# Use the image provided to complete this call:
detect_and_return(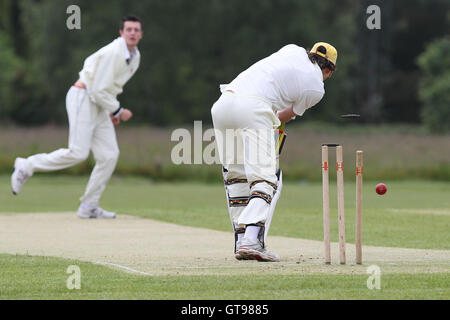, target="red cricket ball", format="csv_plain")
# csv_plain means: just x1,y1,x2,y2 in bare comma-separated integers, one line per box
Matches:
376,183,387,195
